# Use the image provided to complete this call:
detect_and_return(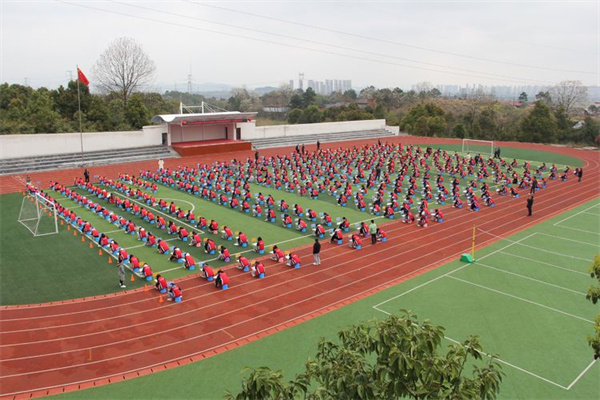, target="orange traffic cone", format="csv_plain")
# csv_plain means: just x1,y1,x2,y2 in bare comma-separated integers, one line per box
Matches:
60,220,64,226
89,242,94,249
144,284,149,292
98,249,103,256
108,257,113,264
130,274,135,282
67,225,71,231
73,230,77,236
158,295,164,304
81,236,85,242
